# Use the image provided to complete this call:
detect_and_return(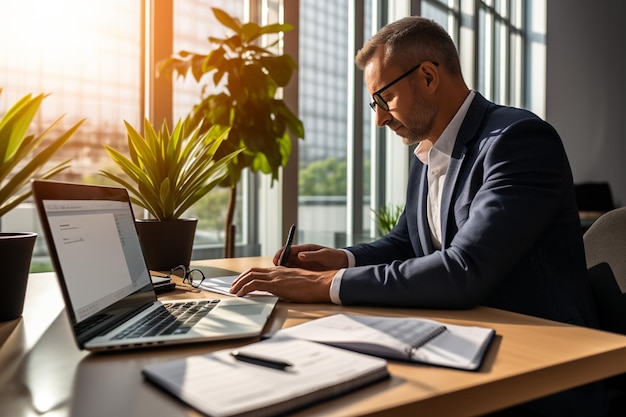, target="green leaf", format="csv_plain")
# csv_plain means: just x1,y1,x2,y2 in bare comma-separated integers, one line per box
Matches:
154,6,306,218
240,22,260,43
212,7,241,33
372,204,405,235
242,64,272,97
0,90,84,218
260,55,295,86
101,118,239,220
203,47,225,73
223,34,243,52
258,23,293,36
275,102,305,138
